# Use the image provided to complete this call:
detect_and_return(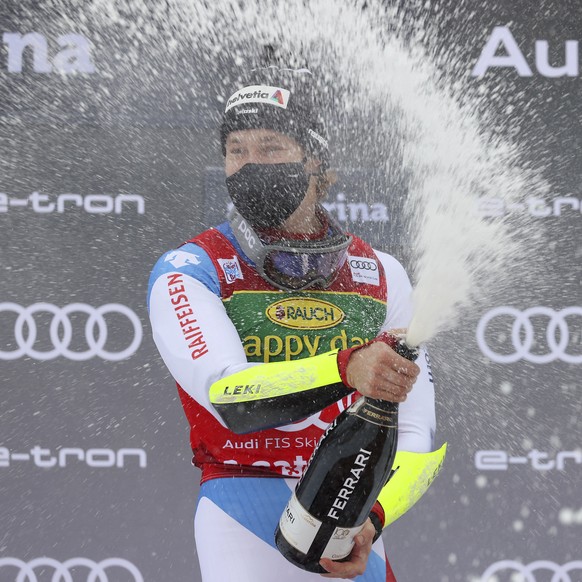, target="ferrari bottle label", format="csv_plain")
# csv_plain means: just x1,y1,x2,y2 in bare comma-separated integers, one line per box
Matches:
321,522,365,560
278,492,322,554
